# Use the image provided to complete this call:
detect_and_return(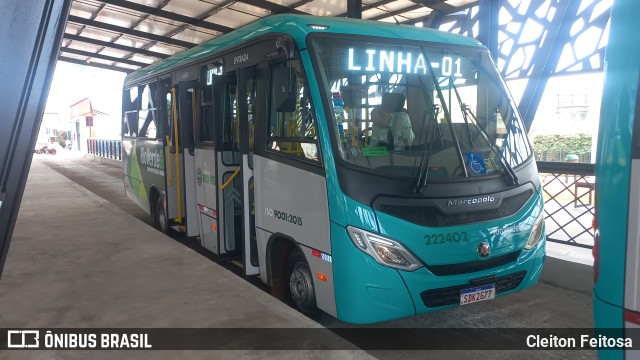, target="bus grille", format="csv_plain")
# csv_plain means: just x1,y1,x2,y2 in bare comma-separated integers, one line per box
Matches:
426,251,521,276
420,270,527,308
378,190,533,227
